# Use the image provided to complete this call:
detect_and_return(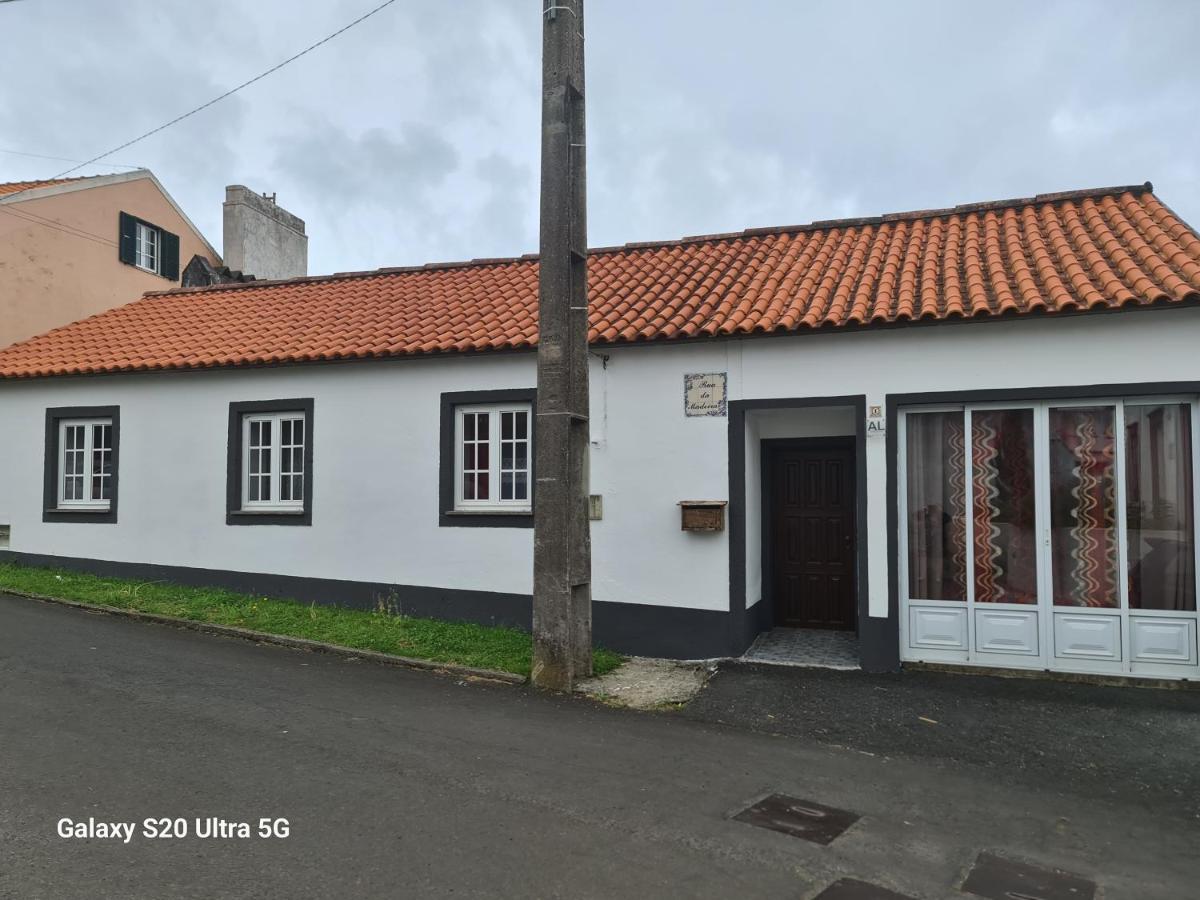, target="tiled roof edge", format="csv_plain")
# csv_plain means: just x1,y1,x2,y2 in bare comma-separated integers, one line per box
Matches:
144,181,1154,299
